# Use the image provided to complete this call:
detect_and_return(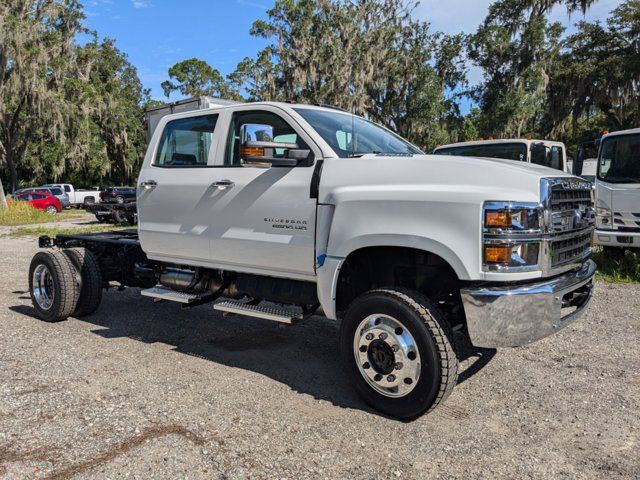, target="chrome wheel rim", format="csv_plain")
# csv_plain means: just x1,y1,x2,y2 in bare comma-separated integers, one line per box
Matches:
353,314,421,398
45,206,56,214
33,264,55,310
